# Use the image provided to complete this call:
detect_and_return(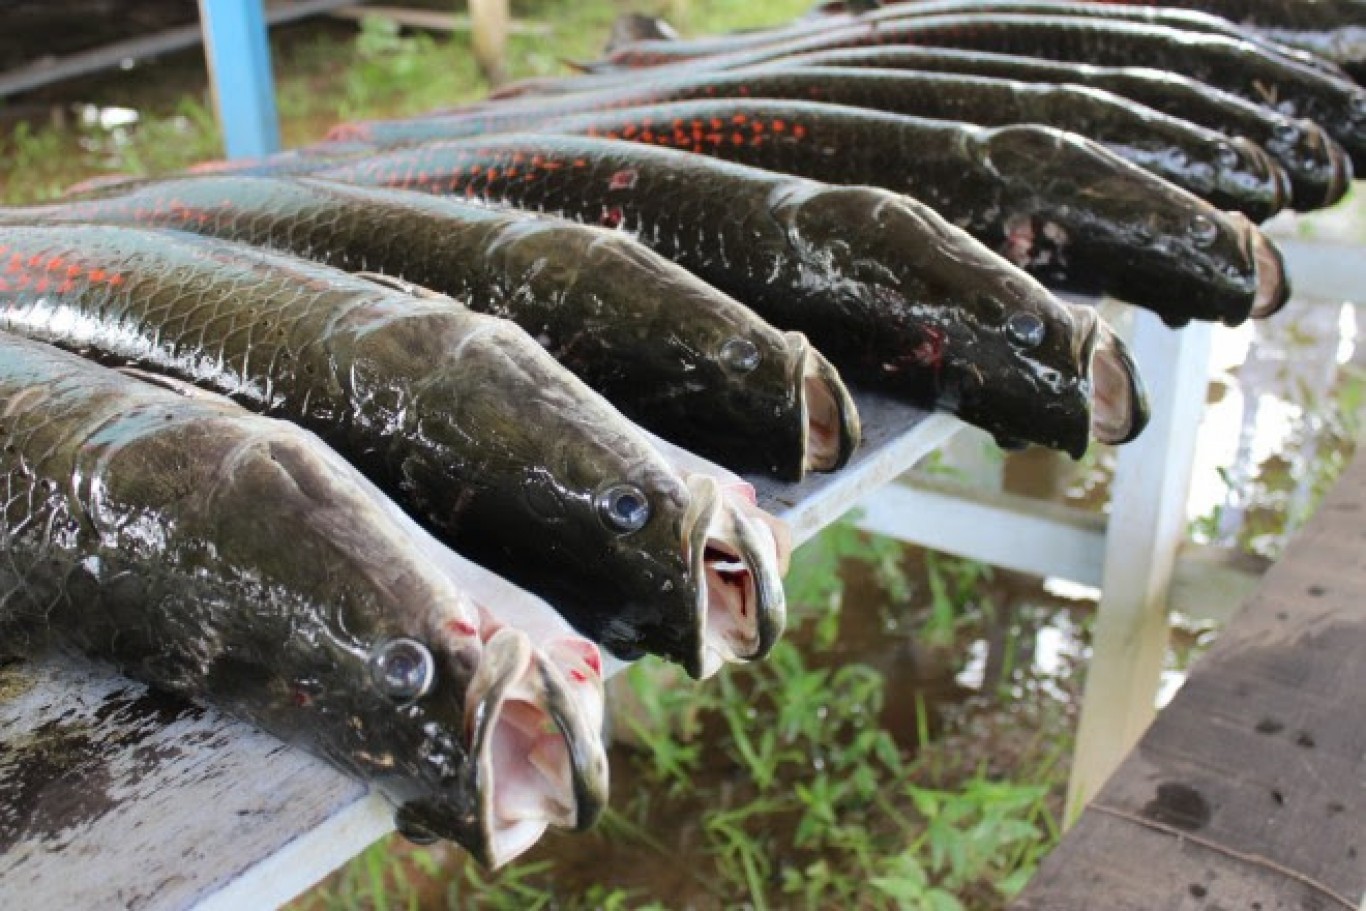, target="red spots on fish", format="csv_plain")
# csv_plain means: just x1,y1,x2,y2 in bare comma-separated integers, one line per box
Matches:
569,669,589,683
772,119,787,133
608,169,638,190
621,123,639,138
913,326,947,370
445,618,477,638
600,205,625,229
792,124,808,140
573,158,588,169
